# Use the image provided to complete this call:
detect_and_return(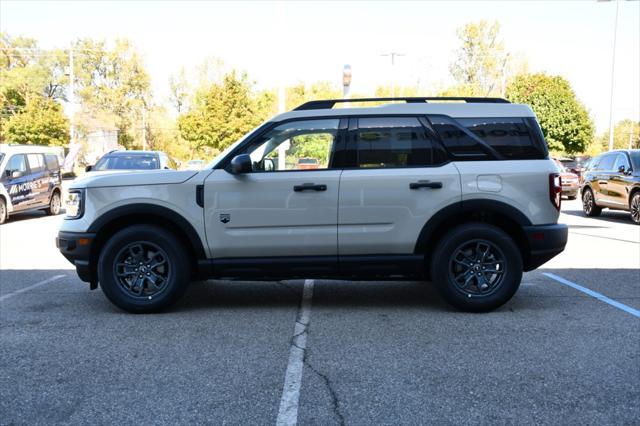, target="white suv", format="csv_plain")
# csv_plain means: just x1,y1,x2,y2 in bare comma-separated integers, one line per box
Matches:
57,97,568,313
